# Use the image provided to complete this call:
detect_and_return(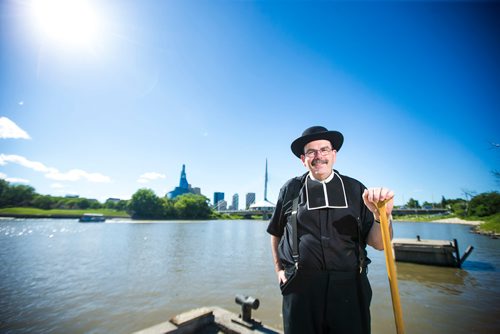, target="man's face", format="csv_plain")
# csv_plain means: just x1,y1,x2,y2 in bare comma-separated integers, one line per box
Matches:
300,139,336,181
